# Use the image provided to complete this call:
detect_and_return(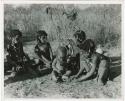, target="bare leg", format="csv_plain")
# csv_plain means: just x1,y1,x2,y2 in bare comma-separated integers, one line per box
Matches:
83,61,91,72
75,60,91,78
62,70,72,81
34,59,45,71
51,71,59,82
97,60,109,86
34,59,40,64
